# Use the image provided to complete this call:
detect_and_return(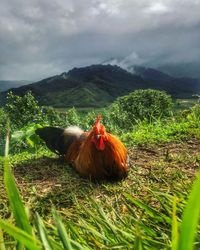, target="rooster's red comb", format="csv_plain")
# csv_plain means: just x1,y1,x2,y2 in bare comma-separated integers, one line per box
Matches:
95,115,102,127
